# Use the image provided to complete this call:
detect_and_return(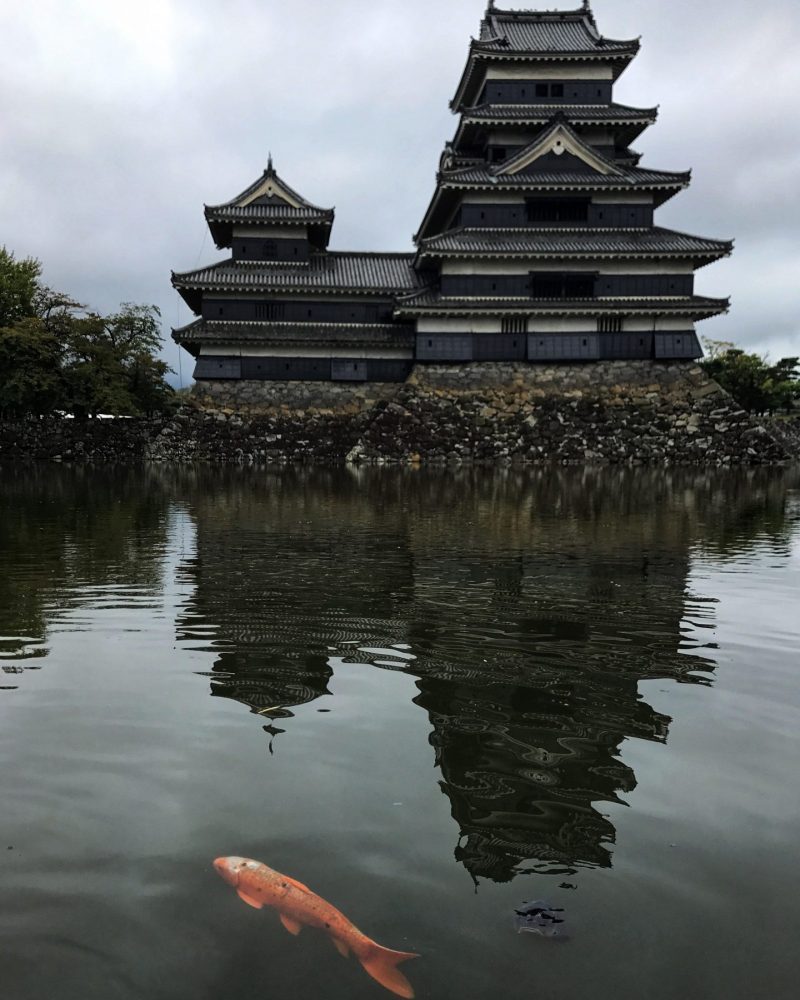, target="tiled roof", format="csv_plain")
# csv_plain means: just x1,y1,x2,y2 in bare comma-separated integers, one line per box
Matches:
477,8,639,55
205,204,333,224
462,102,657,124
441,164,690,189
207,160,332,214
172,253,422,294
395,290,729,318
418,227,733,260
172,319,414,347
